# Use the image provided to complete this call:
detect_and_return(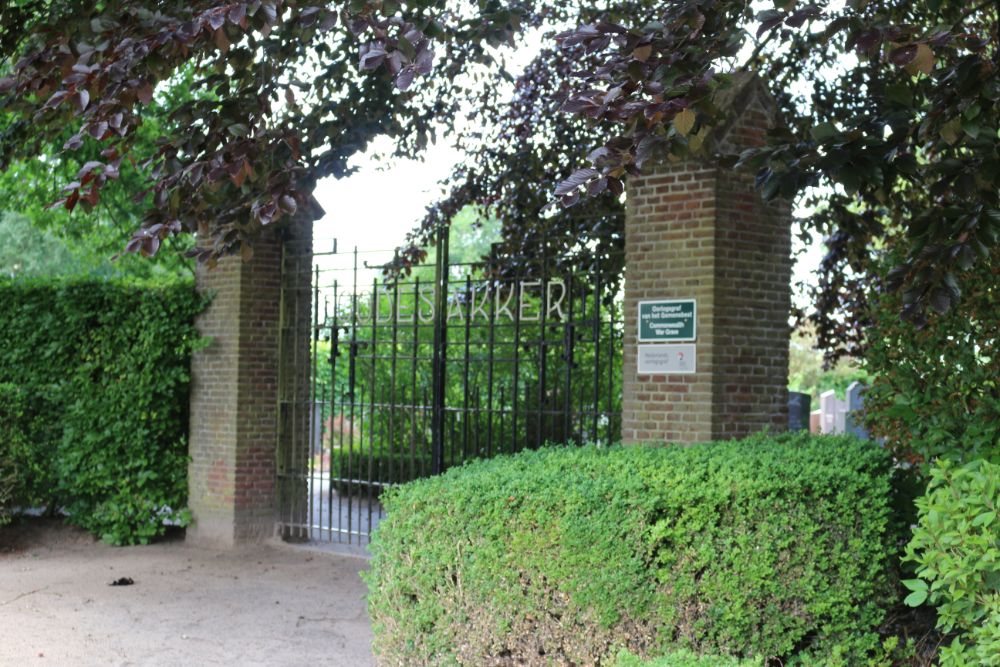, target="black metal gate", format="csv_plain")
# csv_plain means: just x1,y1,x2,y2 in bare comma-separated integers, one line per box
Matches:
277,227,623,544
